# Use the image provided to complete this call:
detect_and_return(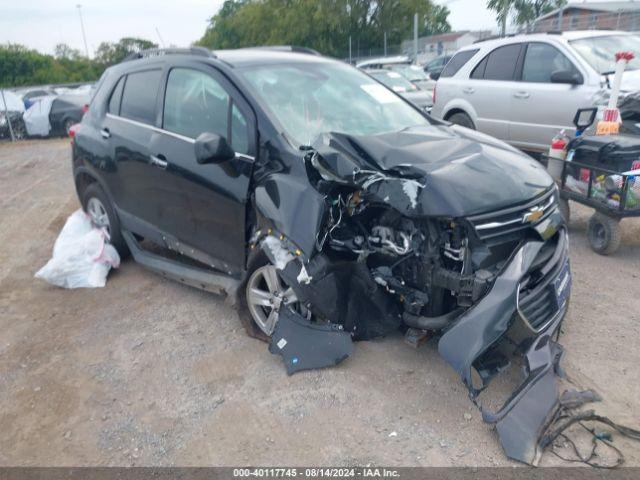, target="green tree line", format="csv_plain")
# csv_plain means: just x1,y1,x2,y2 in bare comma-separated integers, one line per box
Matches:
197,0,452,58
0,37,157,88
